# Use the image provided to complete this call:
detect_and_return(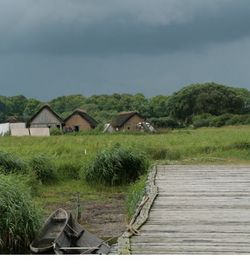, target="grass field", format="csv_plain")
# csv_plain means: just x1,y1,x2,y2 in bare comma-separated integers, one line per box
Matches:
1,125,250,239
